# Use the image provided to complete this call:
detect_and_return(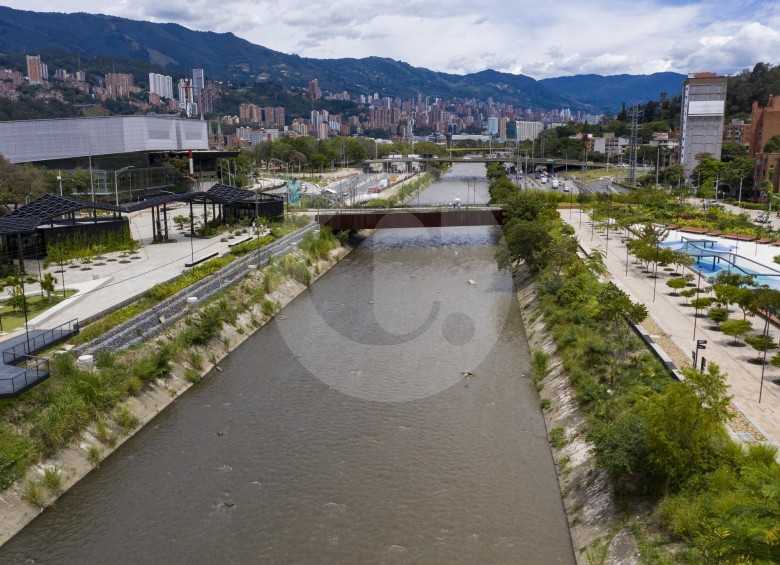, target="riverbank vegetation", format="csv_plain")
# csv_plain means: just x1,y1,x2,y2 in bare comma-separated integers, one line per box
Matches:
489,165,780,563
0,225,345,499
